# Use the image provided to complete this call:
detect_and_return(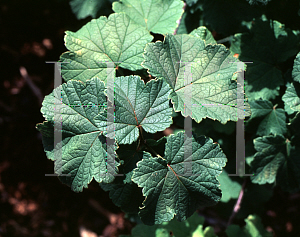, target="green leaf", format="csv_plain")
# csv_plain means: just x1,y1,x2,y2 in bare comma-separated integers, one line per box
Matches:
248,99,274,119
112,0,184,34
218,170,241,203
145,137,168,157
250,133,300,192
38,78,119,192
231,17,300,100
100,148,151,214
69,0,114,20
132,131,227,225
292,52,300,83
190,26,217,45
100,172,144,214
61,13,153,83
251,102,287,136
201,0,260,35
95,76,173,144
226,214,272,237
143,34,250,124
282,82,300,115
277,146,300,193
250,135,286,184
125,212,217,237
